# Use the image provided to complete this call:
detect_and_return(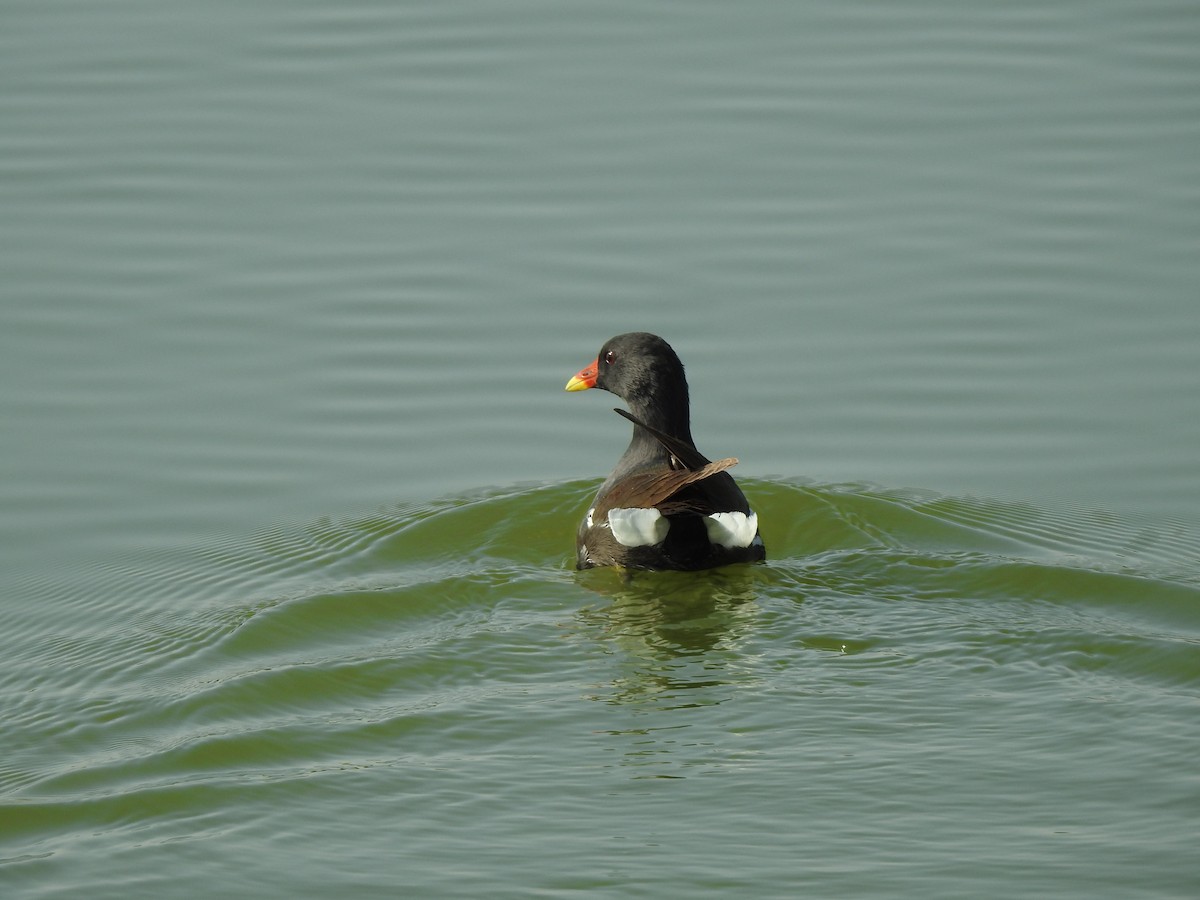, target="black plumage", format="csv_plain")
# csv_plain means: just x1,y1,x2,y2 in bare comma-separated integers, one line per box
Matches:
566,332,765,571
